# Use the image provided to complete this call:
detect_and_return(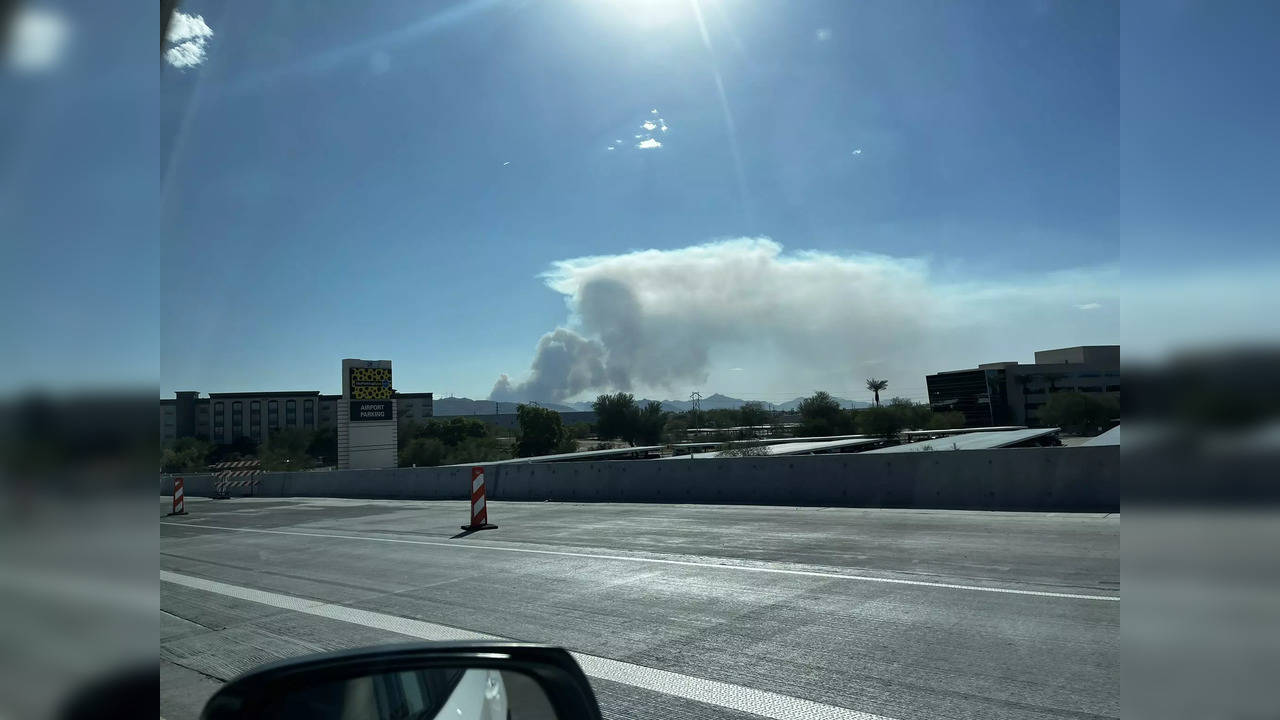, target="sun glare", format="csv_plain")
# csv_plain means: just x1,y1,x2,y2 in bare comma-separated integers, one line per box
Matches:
593,0,695,29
